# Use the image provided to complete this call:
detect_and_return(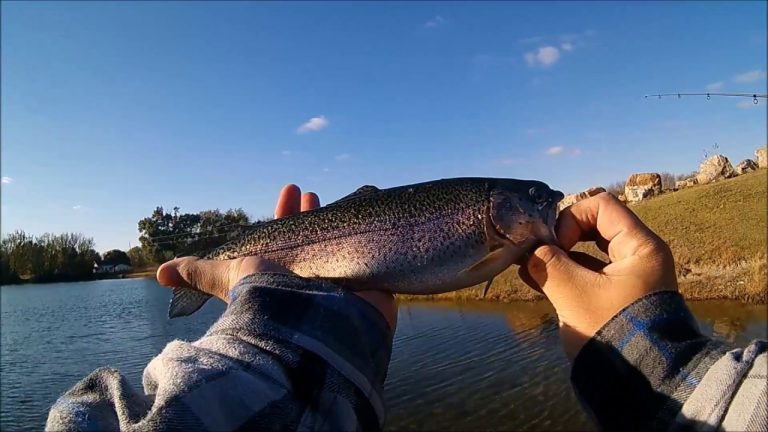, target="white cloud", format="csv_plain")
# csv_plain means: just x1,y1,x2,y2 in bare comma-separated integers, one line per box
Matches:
1,177,13,184
560,42,574,52
736,100,760,109
524,46,560,68
424,15,446,28
334,153,351,161
526,128,544,136
732,69,767,83
518,35,543,44
706,81,724,91
281,150,292,157
72,205,83,211
545,146,581,156
322,167,330,172
296,116,329,134
560,29,596,42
